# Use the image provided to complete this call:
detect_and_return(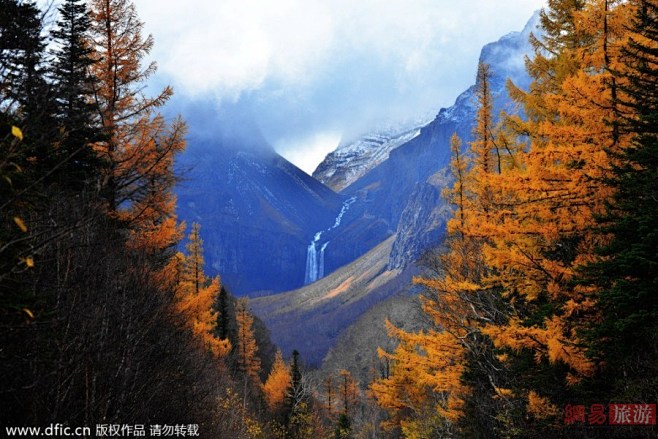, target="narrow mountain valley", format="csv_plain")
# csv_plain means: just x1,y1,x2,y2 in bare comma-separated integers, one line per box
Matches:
4,2,657,437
